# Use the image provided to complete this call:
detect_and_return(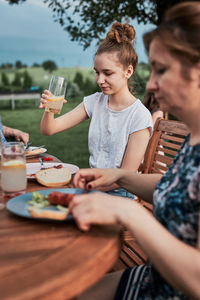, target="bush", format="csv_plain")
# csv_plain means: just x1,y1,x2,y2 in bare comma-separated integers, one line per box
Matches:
83,77,99,95
72,72,99,97
66,81,81,98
